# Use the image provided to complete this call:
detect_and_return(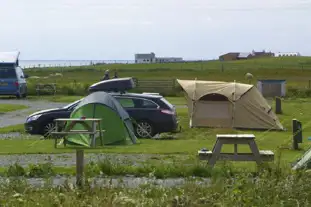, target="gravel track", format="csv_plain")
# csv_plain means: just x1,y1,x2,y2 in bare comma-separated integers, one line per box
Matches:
0,153,189,167
1,176,210,188
0,99,68,128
